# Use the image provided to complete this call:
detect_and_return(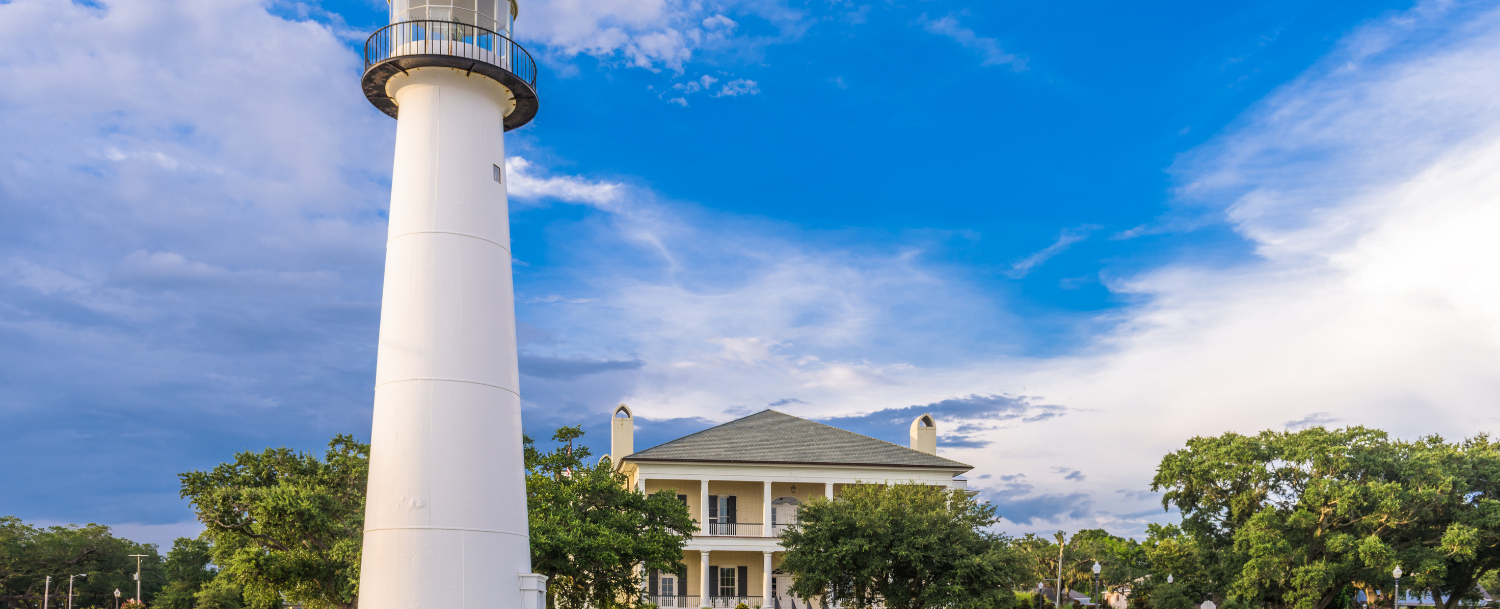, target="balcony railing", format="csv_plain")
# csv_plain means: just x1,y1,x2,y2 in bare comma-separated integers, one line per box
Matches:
648,596,700,608
646,596,767,608
704,522,763,536
705,596,764,608
769,523,794,536
363,19,536,89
